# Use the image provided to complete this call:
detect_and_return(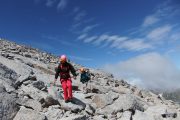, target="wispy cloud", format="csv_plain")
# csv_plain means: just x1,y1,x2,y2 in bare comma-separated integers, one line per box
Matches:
146,25,172,41
74,11,87,21
82,24,99,33
142,0,178,27
84,36,97,43
78,34,152,51
103,52,180,90
170,32,180,41
57,0,68,11
118,39,153,51
72,0,179,53
68,55,93,61
77,34,88,40
142,15,159,27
